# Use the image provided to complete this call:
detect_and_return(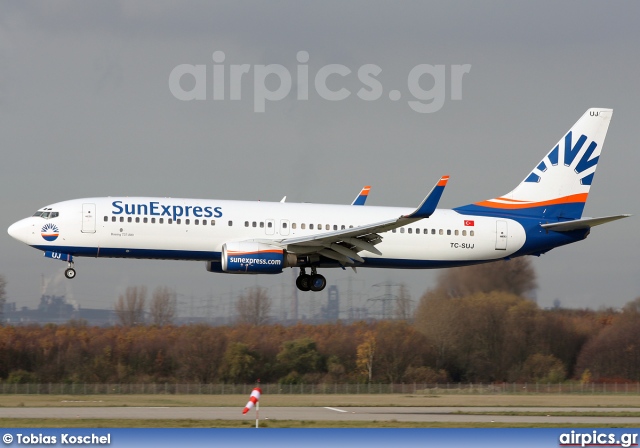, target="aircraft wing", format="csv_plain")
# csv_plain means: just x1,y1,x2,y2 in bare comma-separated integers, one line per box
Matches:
540,214,631,232
252,175,449,265
281,186,371,205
